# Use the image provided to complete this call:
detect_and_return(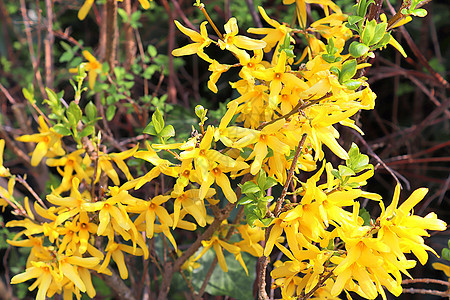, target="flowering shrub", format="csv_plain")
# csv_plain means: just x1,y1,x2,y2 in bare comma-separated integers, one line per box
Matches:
1,0,448,299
